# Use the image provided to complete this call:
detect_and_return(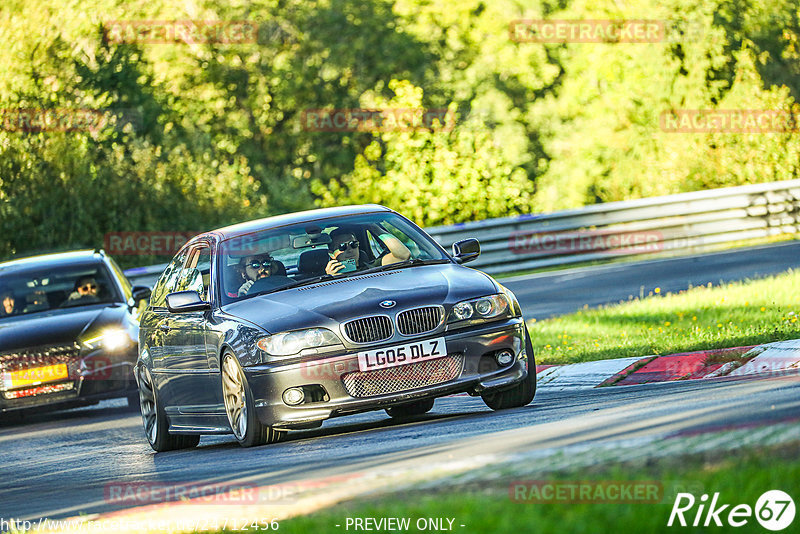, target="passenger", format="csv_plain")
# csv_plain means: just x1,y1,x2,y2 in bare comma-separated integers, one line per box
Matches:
237,253,279,296
0,289,16,316
325,226,411,276
67,276,101,302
